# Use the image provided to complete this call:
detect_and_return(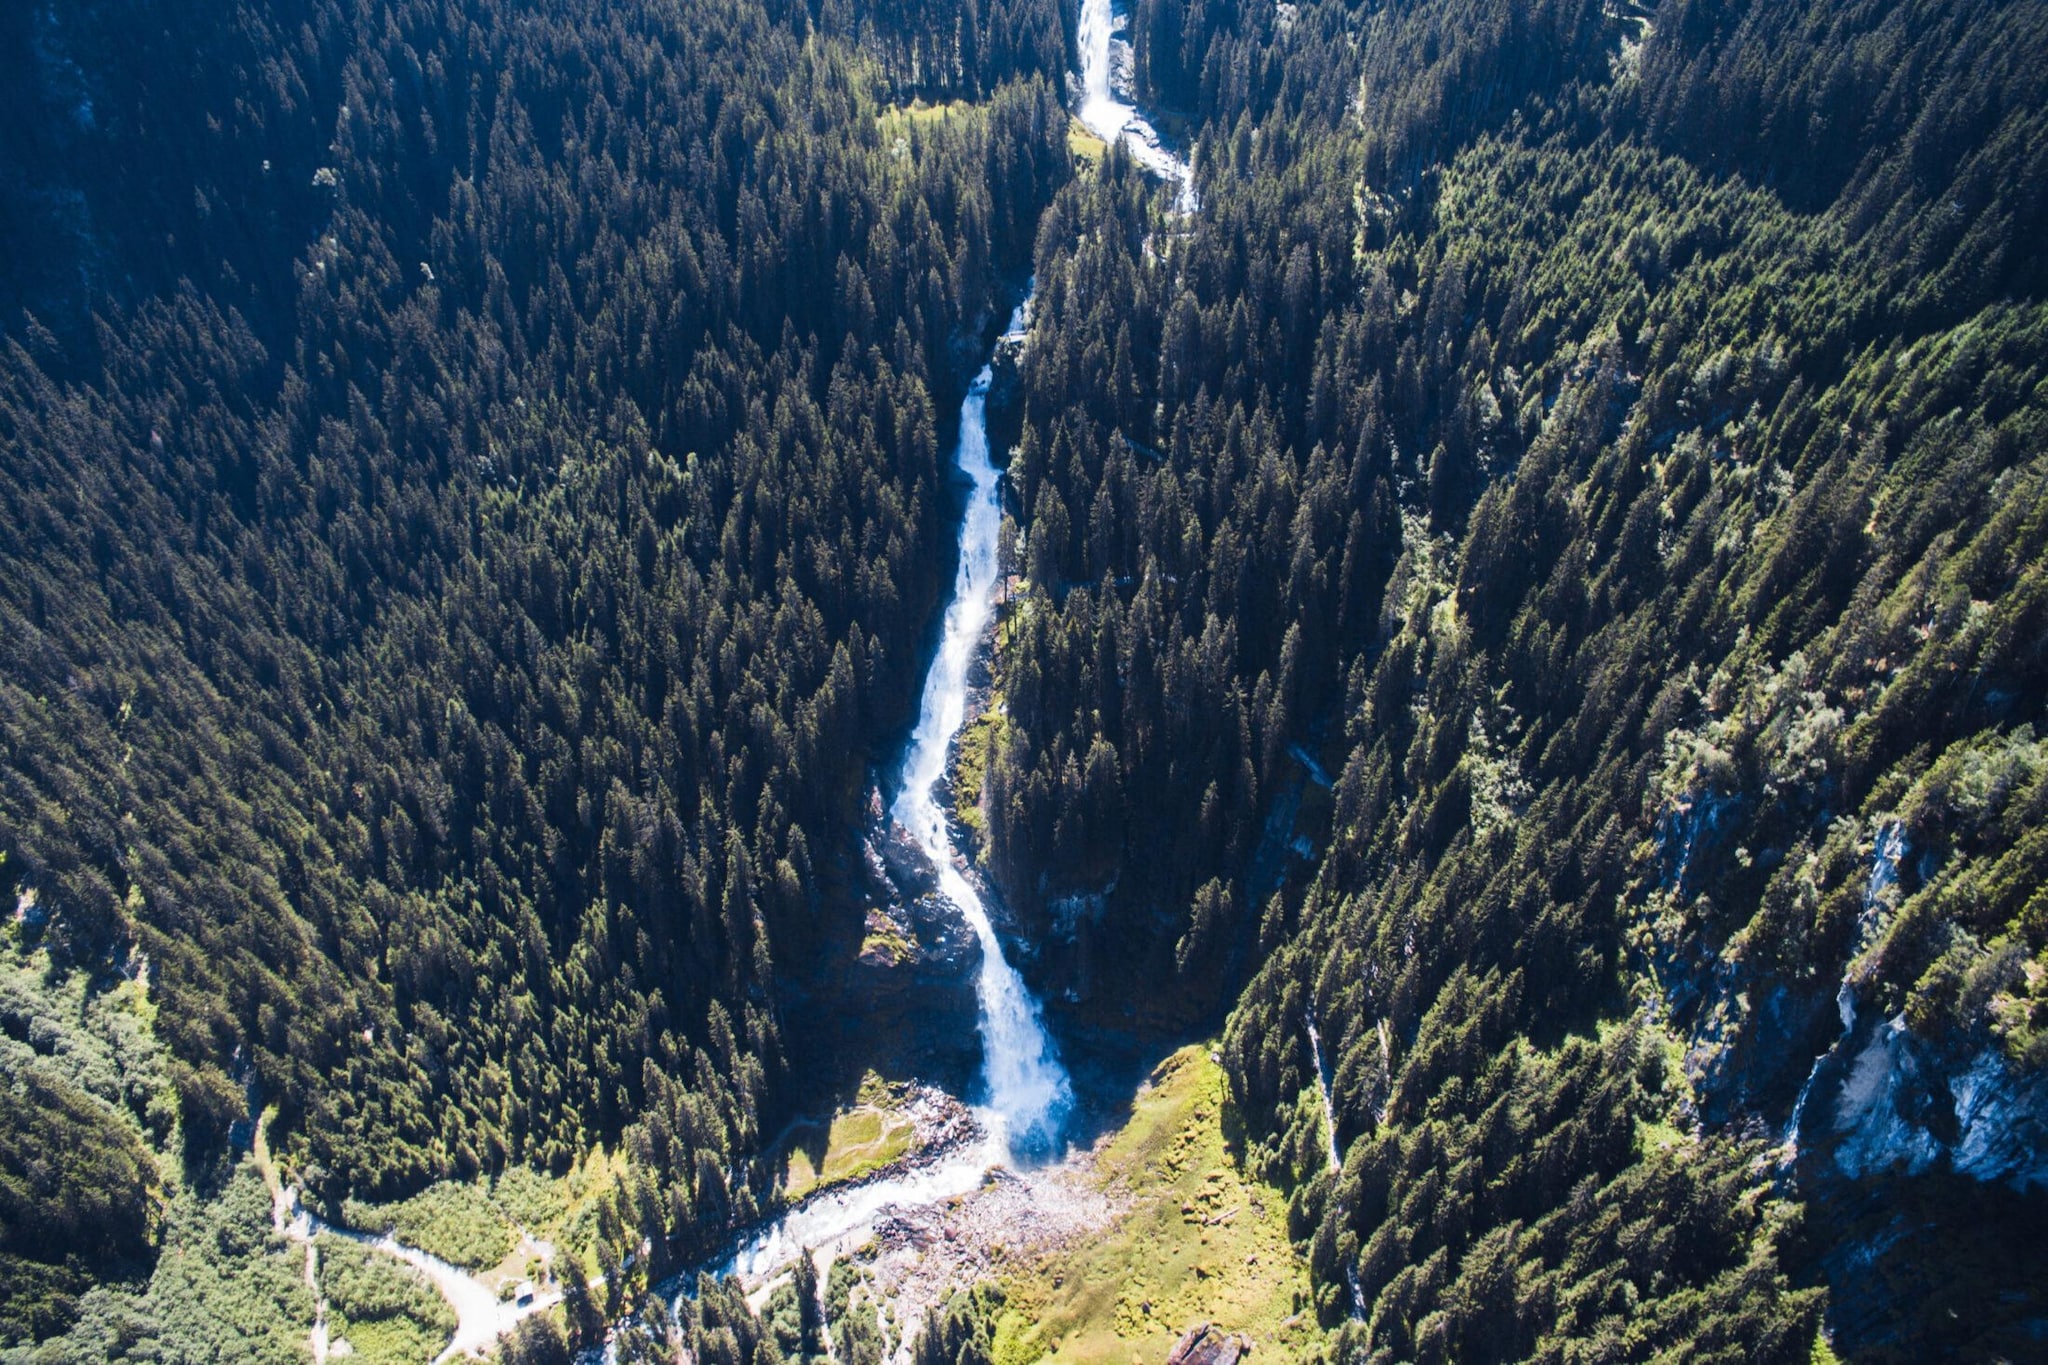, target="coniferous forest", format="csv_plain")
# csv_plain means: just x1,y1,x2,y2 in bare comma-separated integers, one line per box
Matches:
2,0,2045,1361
